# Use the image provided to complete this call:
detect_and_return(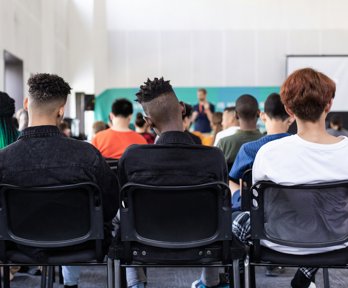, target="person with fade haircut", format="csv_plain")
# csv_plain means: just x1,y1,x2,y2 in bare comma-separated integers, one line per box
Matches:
0,73,119,288
92,98,147,159
213,106,239,146
217,95,262,171
117,78,228,288
232,68,348,288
